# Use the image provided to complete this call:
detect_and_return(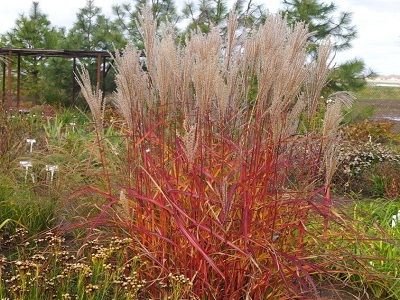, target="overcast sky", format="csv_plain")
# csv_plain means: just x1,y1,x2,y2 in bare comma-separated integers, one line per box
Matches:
0,0,398,75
